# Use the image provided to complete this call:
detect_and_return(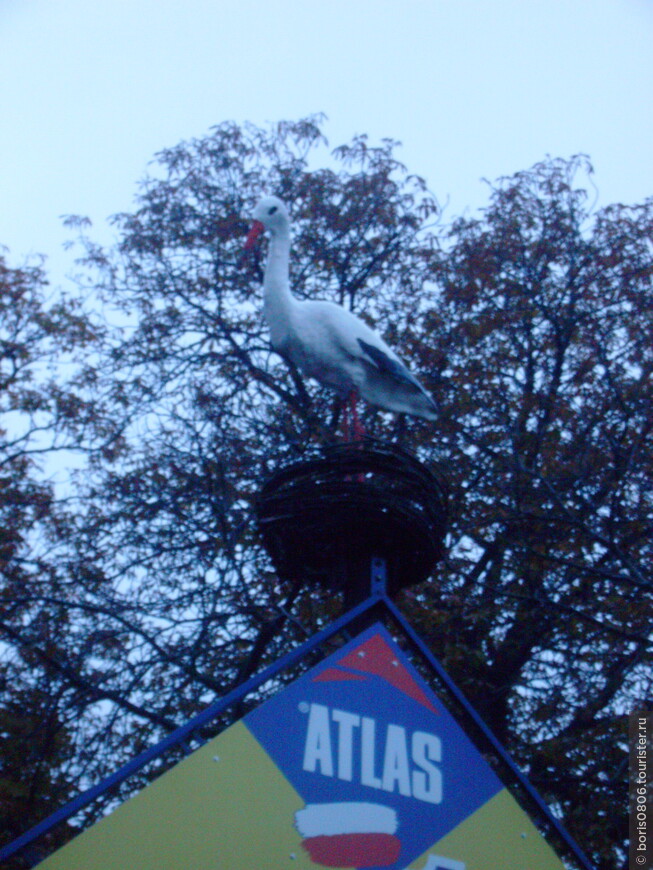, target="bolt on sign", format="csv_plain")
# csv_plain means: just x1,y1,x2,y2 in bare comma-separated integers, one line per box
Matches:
38,625,565,869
